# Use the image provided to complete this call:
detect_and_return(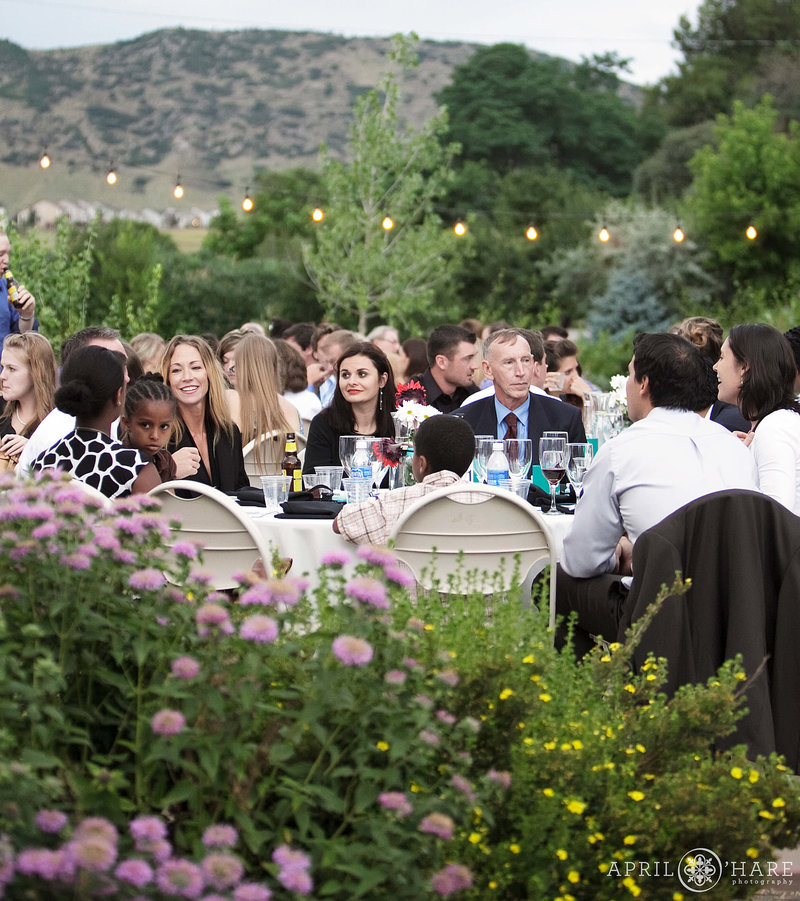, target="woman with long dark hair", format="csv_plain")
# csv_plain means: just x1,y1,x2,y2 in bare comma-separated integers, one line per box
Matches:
714,323,800,514
303,342,396,474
